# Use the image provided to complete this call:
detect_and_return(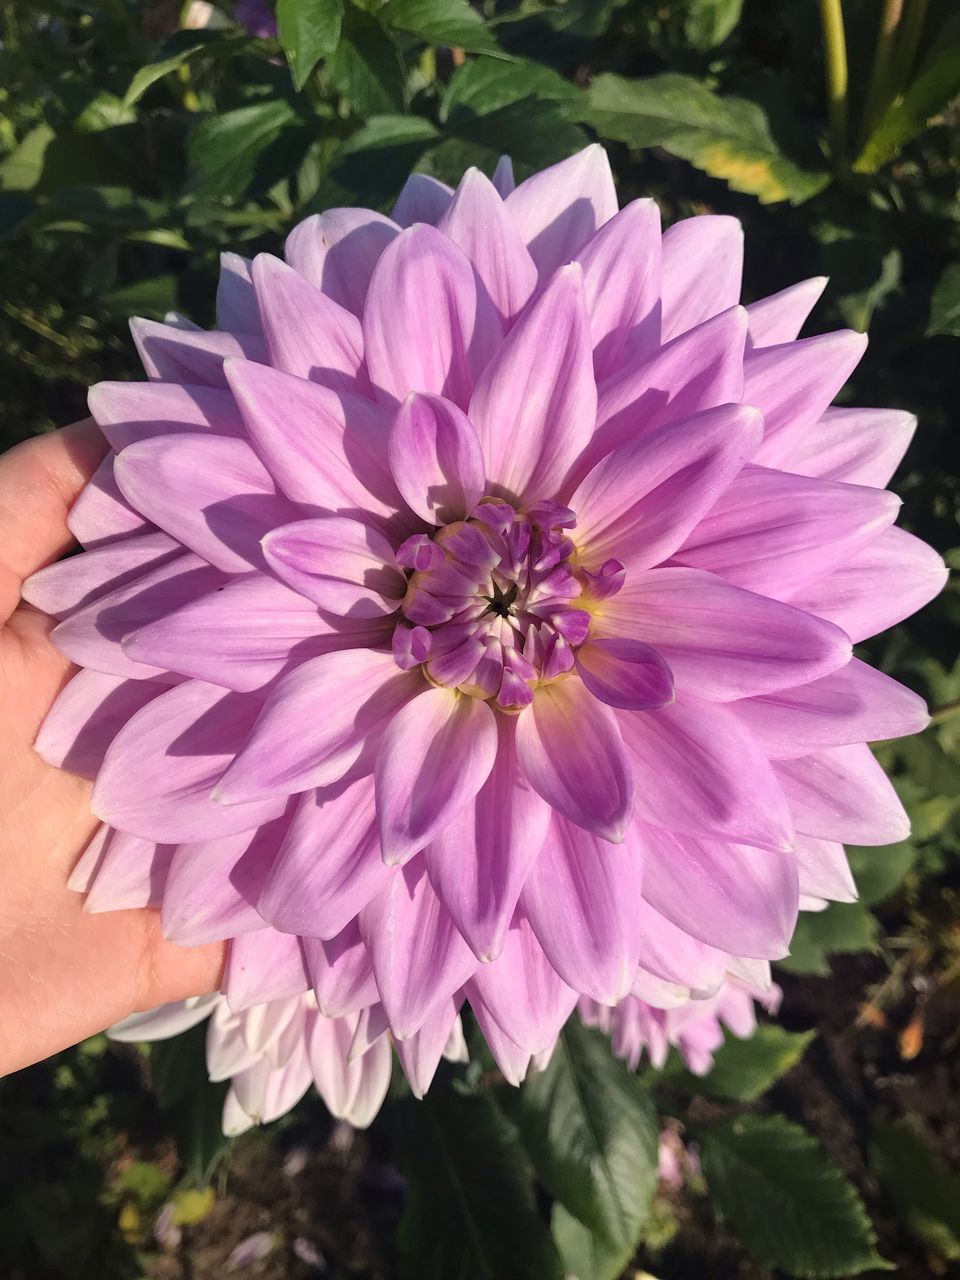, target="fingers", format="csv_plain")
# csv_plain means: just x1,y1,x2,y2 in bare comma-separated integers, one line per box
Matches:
0,420,107,623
